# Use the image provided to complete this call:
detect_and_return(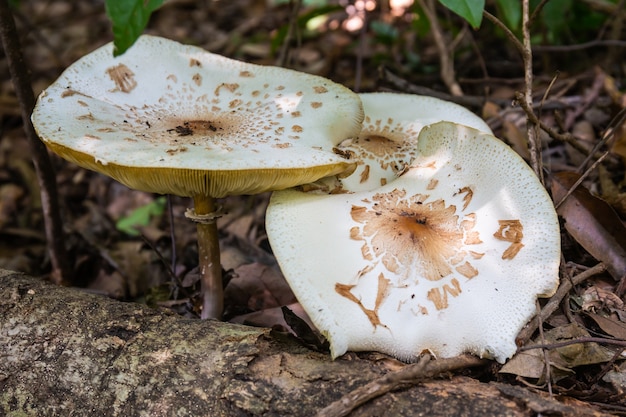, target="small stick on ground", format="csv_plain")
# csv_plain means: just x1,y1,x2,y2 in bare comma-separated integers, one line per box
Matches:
517,263,607,344
315,354,487,417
